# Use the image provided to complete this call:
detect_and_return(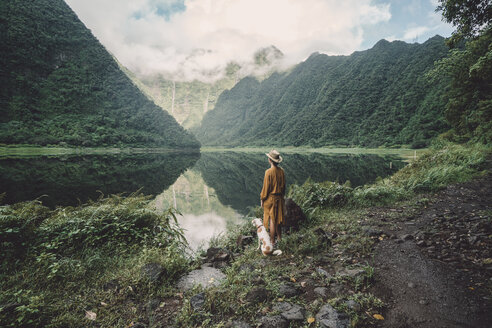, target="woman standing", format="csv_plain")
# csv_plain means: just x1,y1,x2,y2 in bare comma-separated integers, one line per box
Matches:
260,150,285,246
